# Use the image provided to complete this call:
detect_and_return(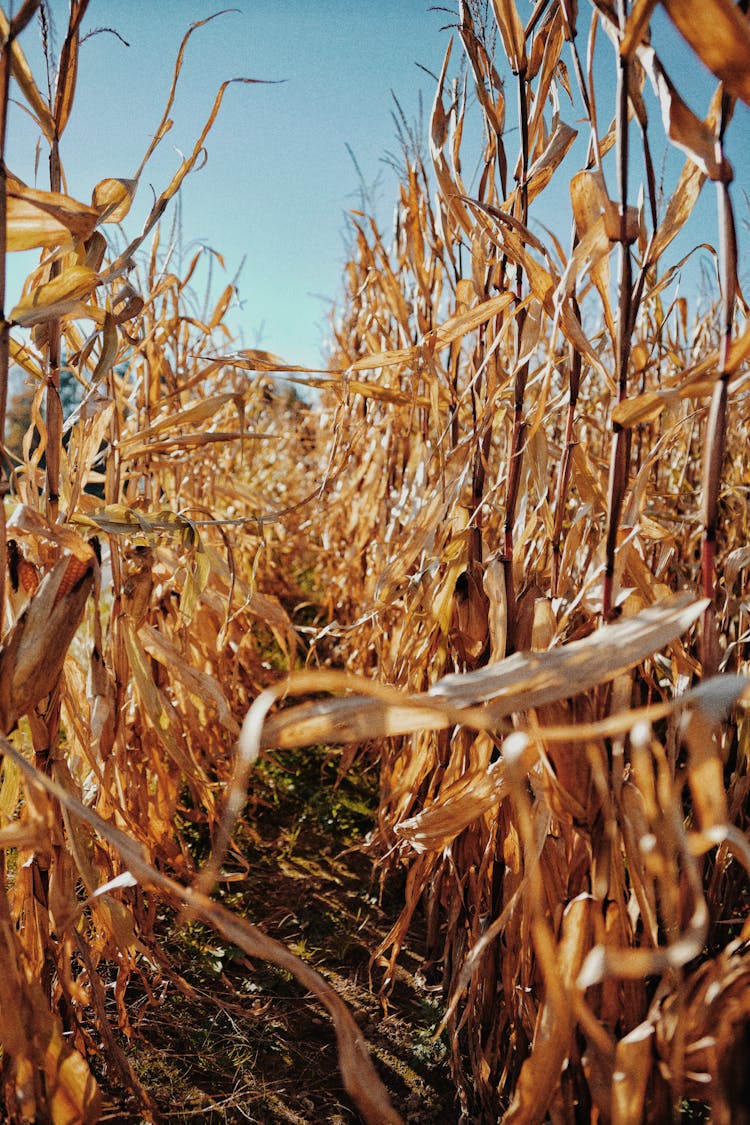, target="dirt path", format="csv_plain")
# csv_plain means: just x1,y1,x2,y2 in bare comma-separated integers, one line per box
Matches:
99,747,456,1123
